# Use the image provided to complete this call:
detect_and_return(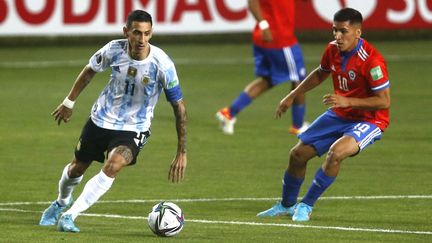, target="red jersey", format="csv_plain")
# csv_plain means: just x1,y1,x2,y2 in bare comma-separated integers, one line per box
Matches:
252,0,298,48
320,38,390,131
